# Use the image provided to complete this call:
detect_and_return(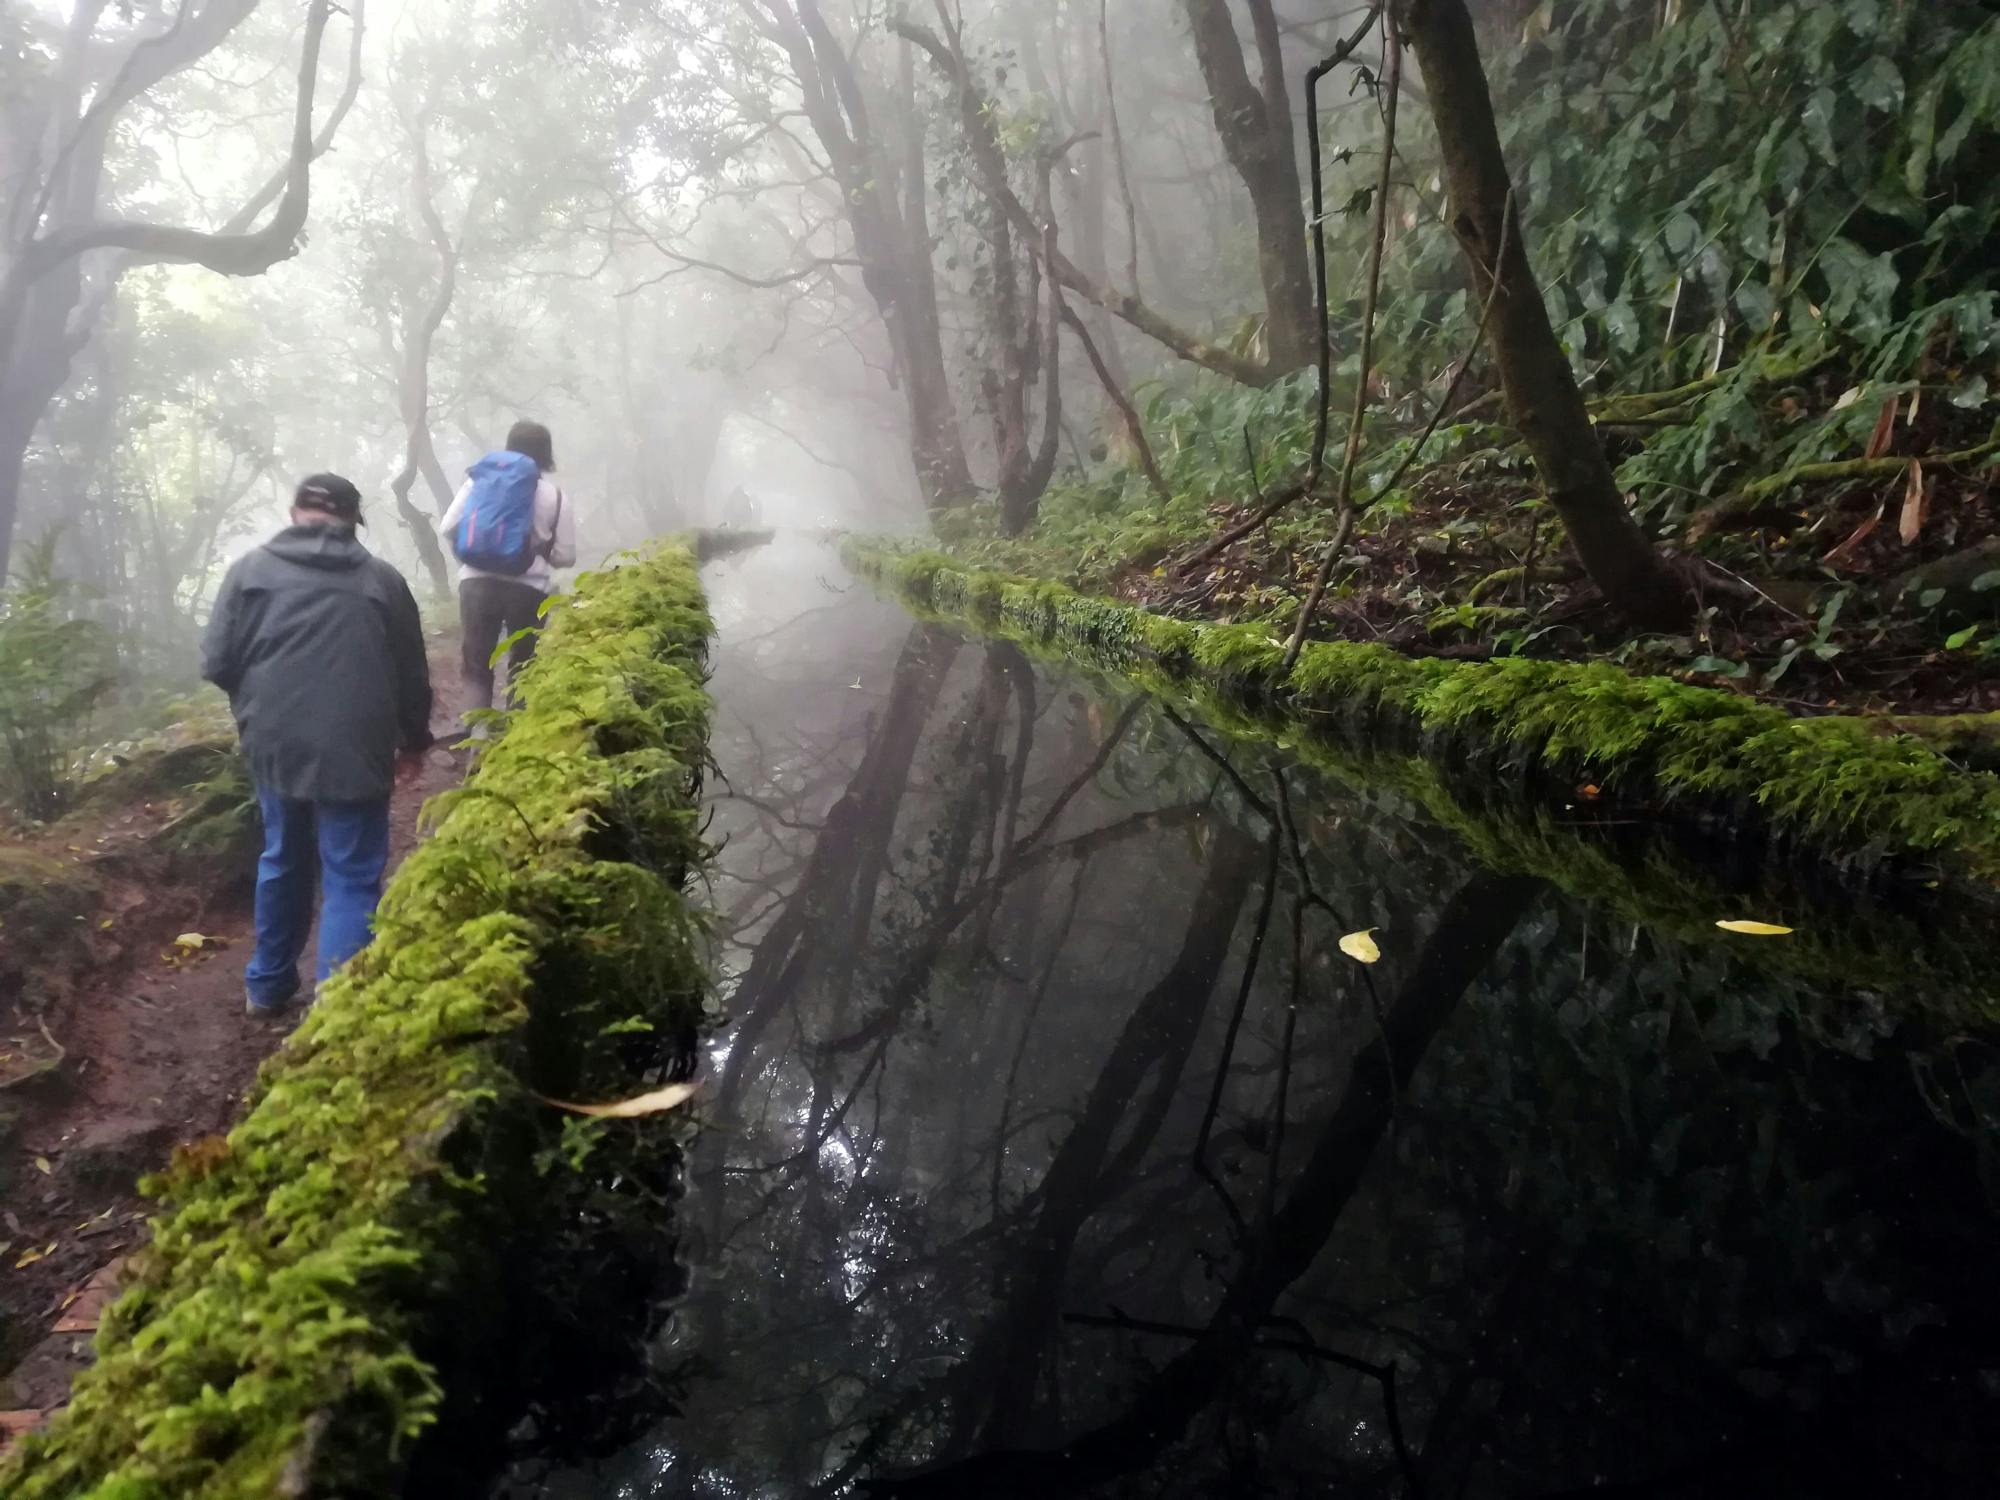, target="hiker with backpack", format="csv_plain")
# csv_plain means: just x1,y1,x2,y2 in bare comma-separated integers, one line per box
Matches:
440,420,577,729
